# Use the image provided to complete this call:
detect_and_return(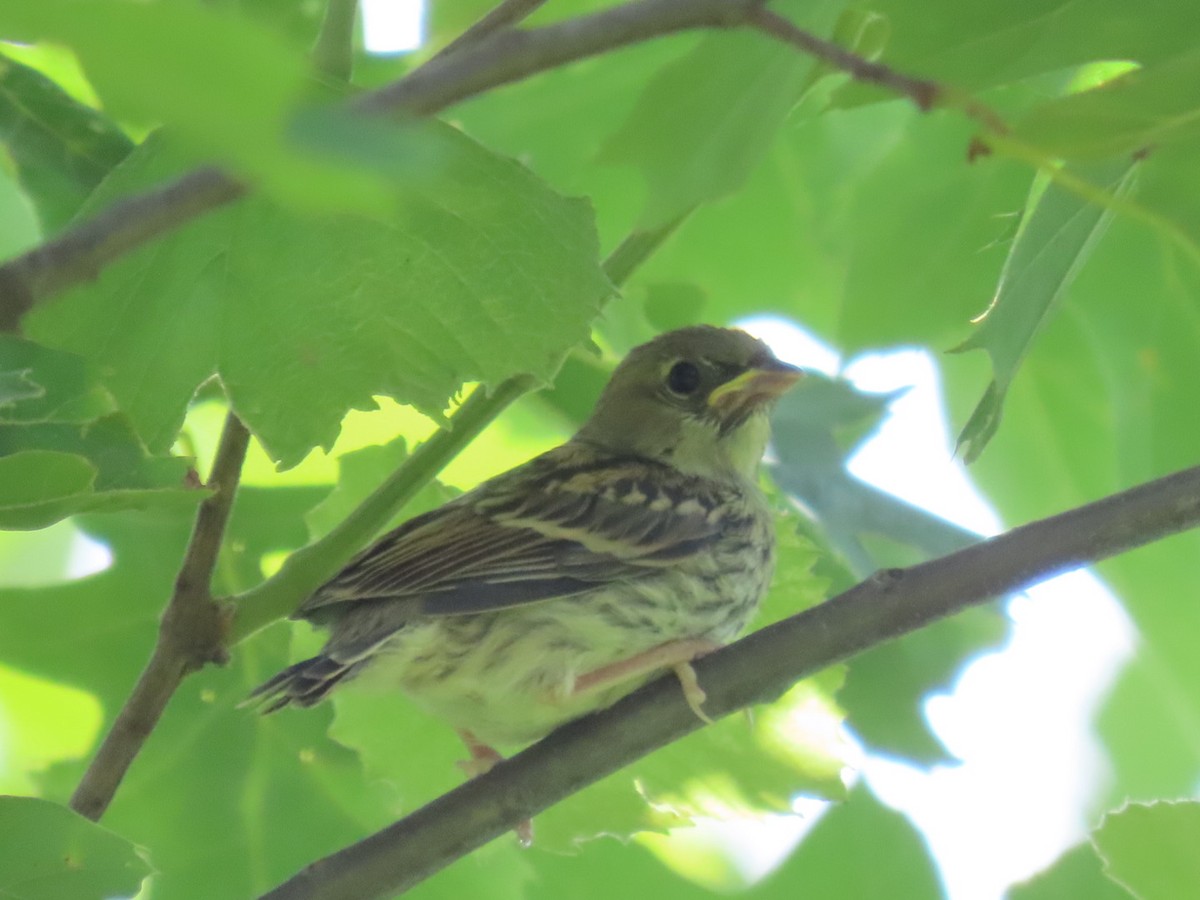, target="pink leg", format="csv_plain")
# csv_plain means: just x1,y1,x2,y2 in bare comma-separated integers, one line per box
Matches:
571,638,722,724
455,730,534,846
456,730,504,778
